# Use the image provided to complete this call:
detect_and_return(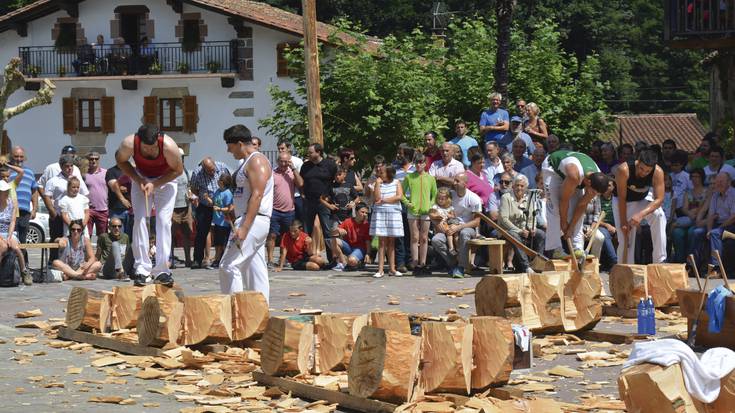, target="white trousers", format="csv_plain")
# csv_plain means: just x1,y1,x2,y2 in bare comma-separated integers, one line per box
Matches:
131,180,177,276
219,215,270,303
612,196,667,264
588,229,605,259
543,169,584,251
